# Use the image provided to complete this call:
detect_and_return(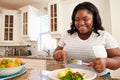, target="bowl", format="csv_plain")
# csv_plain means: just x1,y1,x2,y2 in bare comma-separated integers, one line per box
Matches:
0,63,25,76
